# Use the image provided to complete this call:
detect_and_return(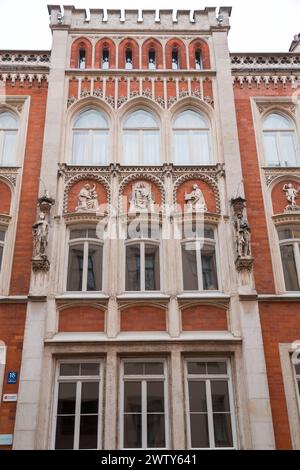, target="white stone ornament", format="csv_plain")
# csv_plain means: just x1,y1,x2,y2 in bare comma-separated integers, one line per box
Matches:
184,184,207,212
76,184,99,212
129,181,155,213
283,183,300,211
